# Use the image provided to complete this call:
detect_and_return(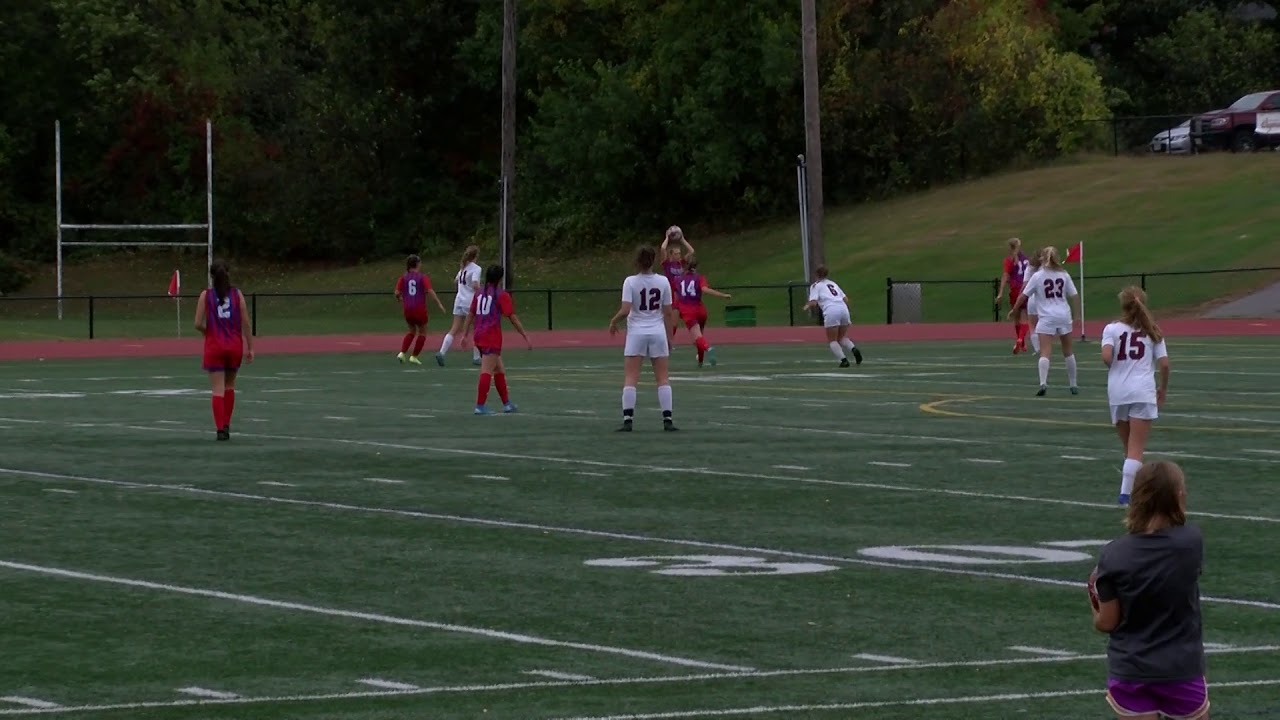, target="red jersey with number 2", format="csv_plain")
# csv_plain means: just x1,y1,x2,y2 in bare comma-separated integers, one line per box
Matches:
203,289,244,372
470,286,515,351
